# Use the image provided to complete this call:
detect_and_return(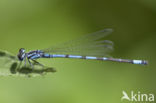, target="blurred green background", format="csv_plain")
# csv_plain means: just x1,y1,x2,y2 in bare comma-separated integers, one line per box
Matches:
0,0,156,103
